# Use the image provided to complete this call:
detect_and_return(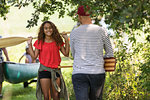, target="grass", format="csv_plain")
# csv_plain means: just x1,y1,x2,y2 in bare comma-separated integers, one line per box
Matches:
1,82,36,100
1,62,75,100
